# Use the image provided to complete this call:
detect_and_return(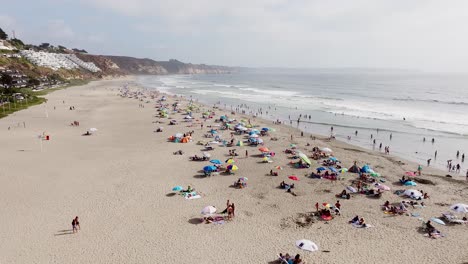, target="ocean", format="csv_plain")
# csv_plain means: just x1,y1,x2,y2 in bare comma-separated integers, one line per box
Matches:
136,68,468,175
